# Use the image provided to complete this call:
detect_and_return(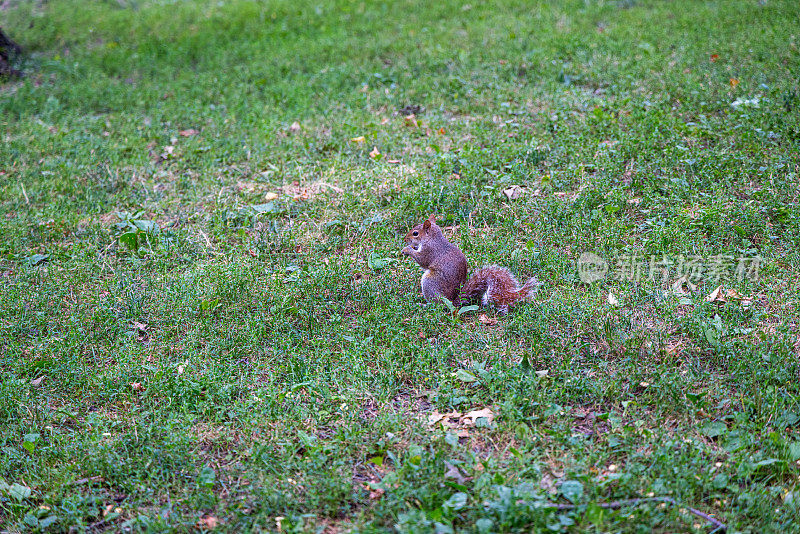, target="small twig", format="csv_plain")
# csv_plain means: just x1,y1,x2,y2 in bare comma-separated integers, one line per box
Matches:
20,182,29,205
546,497,725,531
